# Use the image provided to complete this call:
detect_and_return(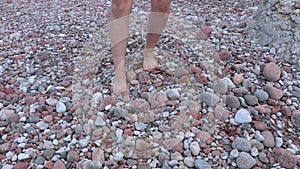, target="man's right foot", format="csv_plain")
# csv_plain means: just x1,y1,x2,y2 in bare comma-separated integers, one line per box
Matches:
113,67,127,96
